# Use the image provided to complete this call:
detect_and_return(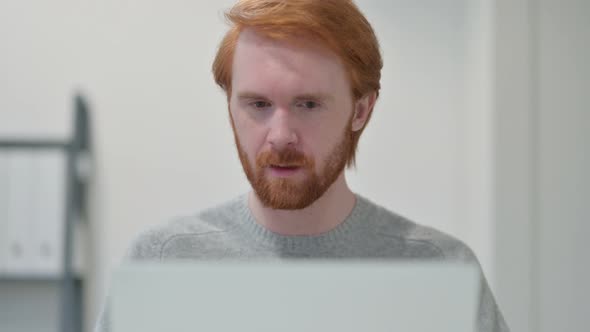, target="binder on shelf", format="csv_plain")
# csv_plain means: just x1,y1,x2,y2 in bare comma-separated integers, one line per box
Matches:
32,150,66,276
4,150,37,275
